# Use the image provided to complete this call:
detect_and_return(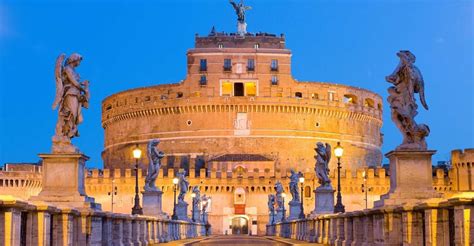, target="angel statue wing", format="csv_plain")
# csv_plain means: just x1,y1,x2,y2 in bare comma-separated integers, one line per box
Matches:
325,143,332,164
413,66,429,110
52,54,66,110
